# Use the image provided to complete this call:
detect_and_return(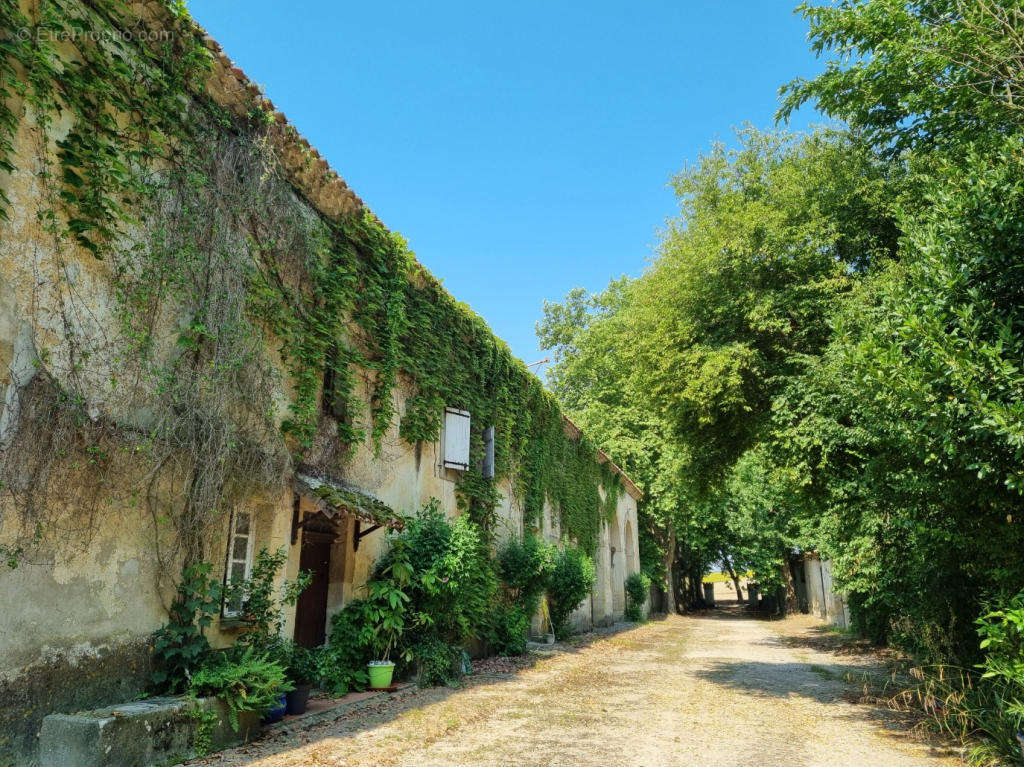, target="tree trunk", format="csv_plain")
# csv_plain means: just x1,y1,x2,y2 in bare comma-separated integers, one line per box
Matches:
662,526,677,614
721,551,743,603
781,555,799,616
